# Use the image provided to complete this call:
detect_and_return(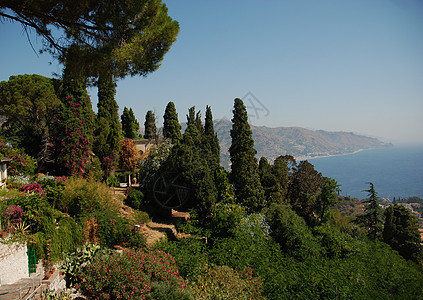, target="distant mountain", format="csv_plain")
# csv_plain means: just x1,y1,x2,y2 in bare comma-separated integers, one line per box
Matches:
213,118,392,170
